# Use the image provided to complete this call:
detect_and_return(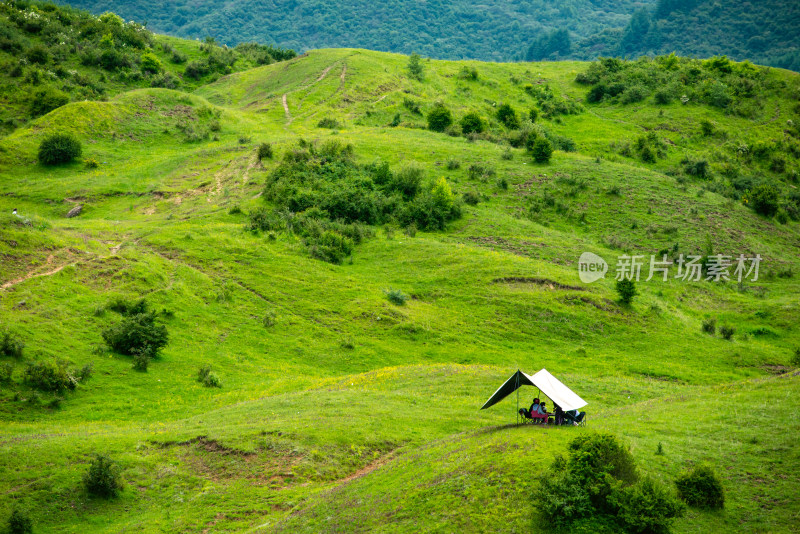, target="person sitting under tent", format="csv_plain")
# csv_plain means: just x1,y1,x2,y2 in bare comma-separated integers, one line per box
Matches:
519,397,549,423
563,408,586,426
